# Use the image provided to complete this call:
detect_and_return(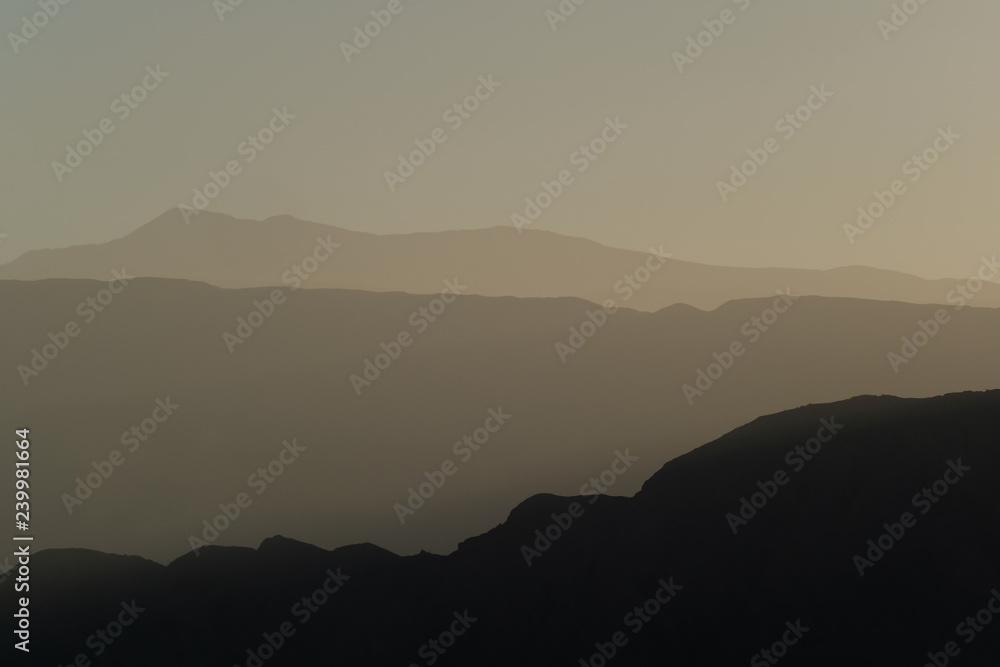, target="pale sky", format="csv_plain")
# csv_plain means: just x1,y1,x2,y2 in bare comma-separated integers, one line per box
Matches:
1,0,998,278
